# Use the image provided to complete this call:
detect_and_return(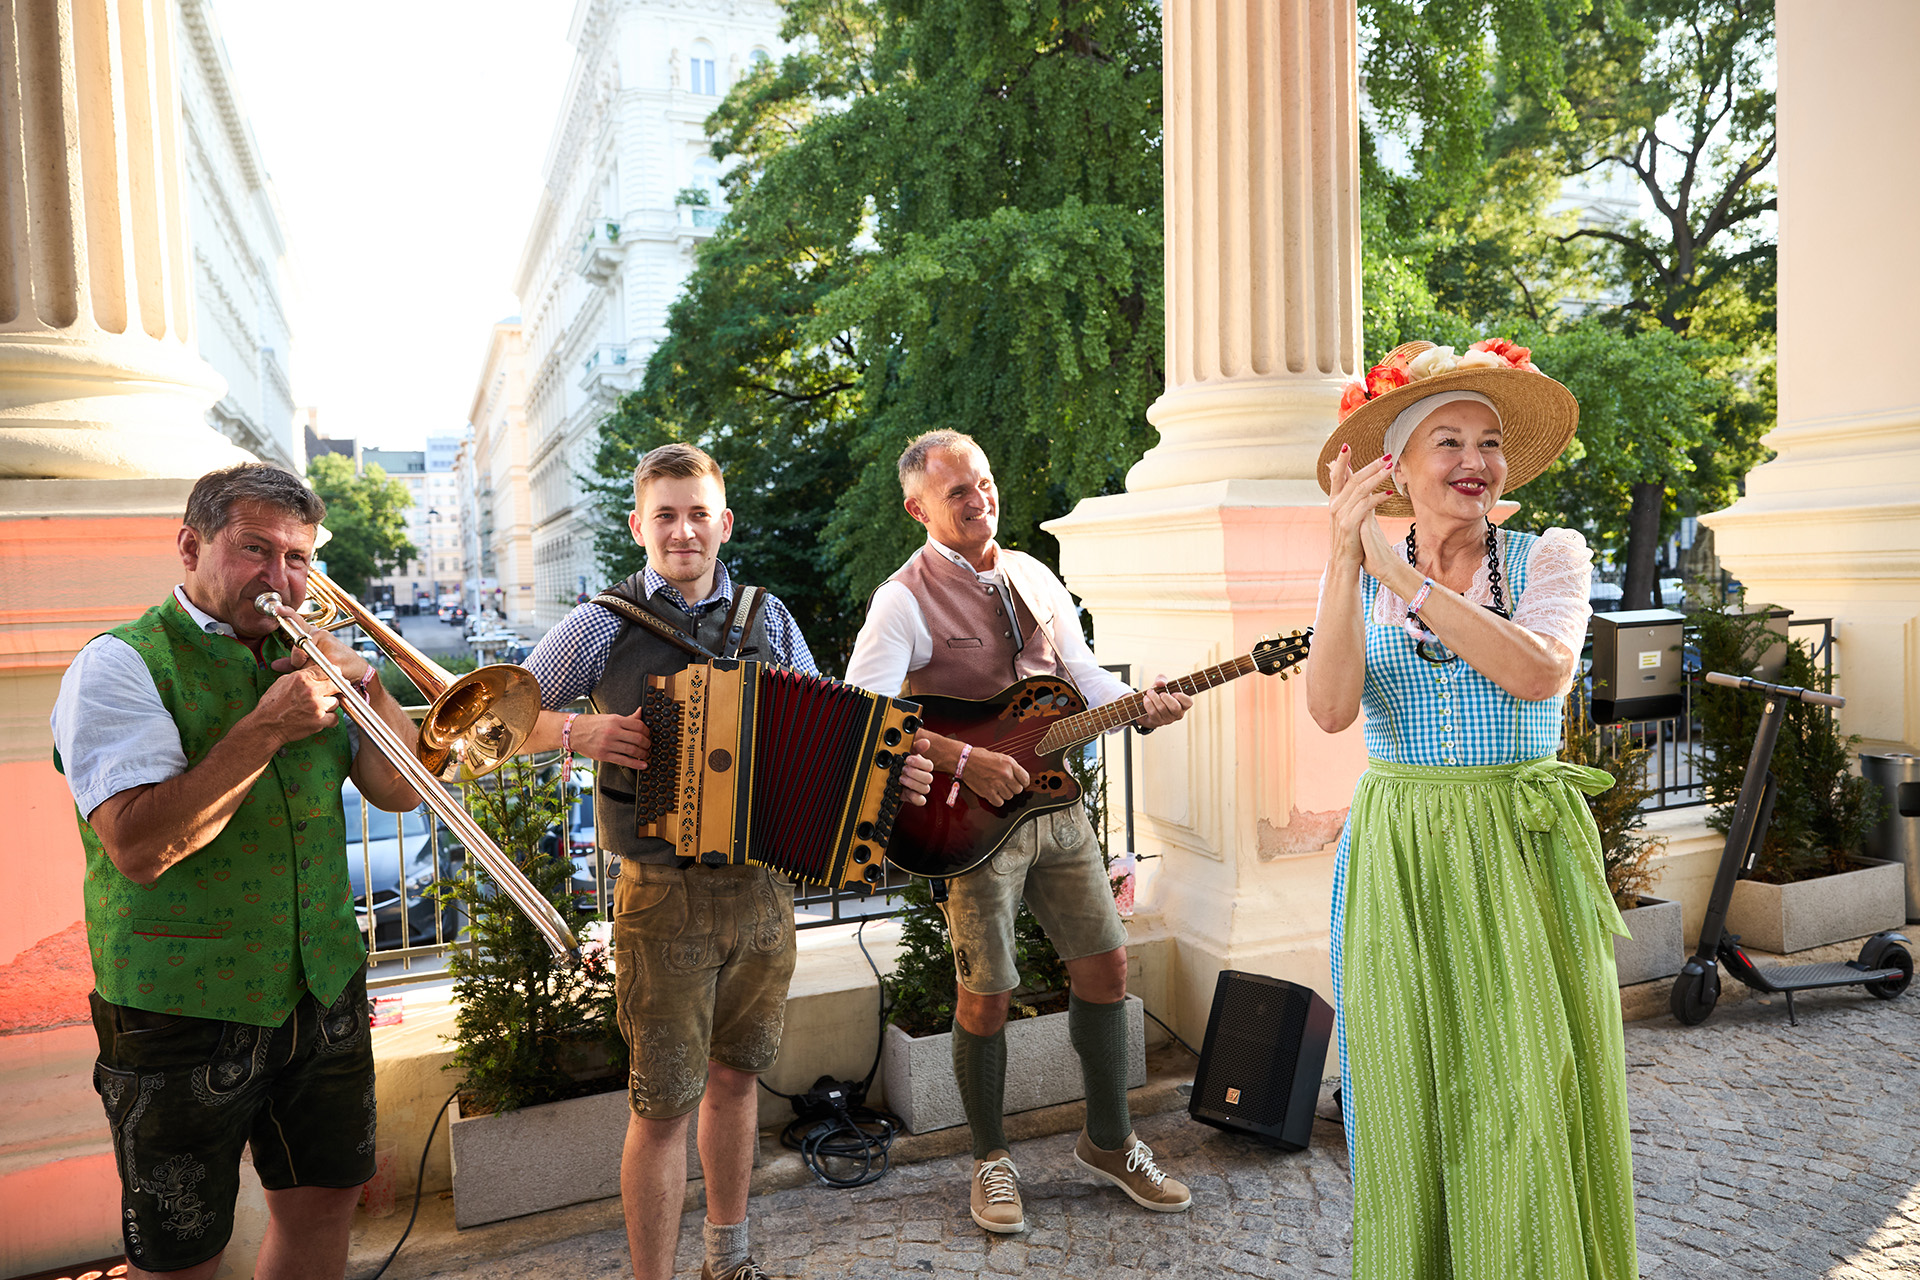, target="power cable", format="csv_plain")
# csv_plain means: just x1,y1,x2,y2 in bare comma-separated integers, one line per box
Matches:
364,1086,459,1280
